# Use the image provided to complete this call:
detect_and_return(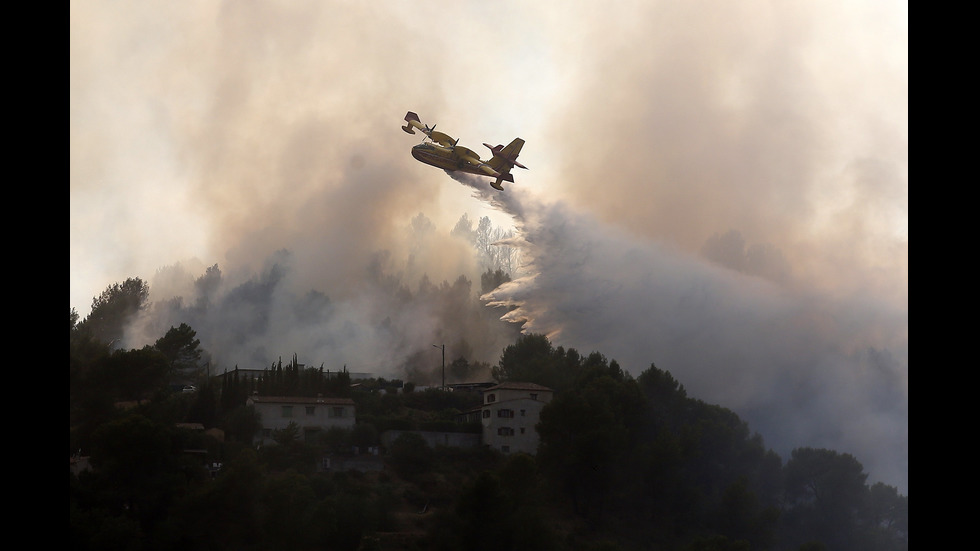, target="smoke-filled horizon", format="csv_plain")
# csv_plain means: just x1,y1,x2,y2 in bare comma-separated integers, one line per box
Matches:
462,171,907,497
120,211,524,381
71,1,907,492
